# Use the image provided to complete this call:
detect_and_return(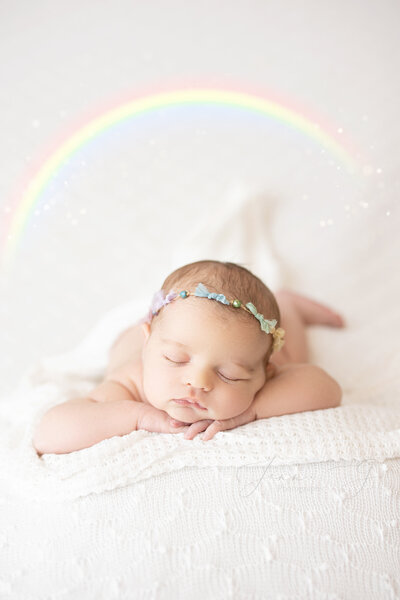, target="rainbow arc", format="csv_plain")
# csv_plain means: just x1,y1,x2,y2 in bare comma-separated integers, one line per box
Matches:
1,87,361,271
